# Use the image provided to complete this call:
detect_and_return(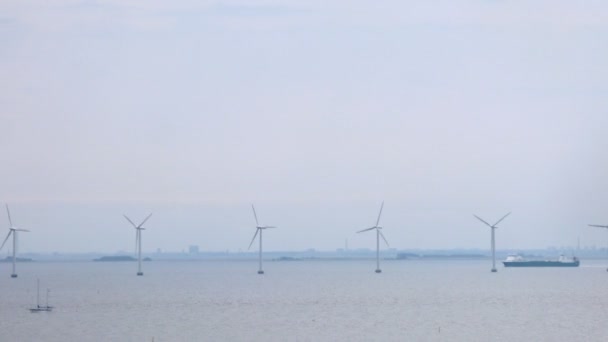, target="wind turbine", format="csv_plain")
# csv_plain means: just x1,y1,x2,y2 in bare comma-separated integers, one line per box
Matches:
357,201,389,273
1,205,30,278
474,212,511,273
588,223,608,271
247,205,276,274
124,213,152,276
